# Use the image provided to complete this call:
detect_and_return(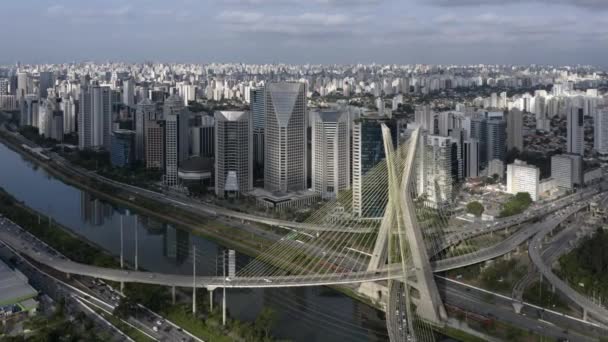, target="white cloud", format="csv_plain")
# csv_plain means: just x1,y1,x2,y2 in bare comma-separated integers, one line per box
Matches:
217,10,368,36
